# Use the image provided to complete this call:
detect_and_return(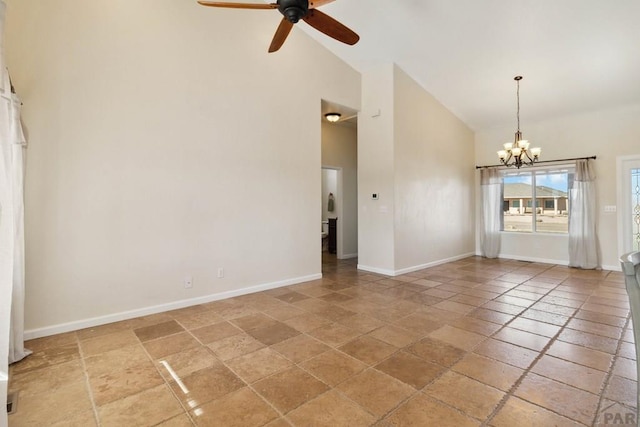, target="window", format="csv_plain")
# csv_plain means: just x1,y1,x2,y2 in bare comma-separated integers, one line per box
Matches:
502,166,574,234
